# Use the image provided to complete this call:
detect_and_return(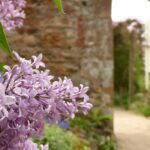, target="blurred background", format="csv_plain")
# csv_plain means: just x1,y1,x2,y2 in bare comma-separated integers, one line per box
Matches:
112,1,150,150
1,0,150,149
